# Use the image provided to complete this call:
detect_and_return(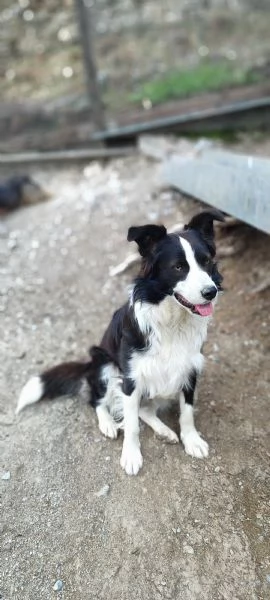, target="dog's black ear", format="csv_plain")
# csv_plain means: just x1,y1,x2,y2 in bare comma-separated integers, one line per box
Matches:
184,209,224,255
127,224,167,257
